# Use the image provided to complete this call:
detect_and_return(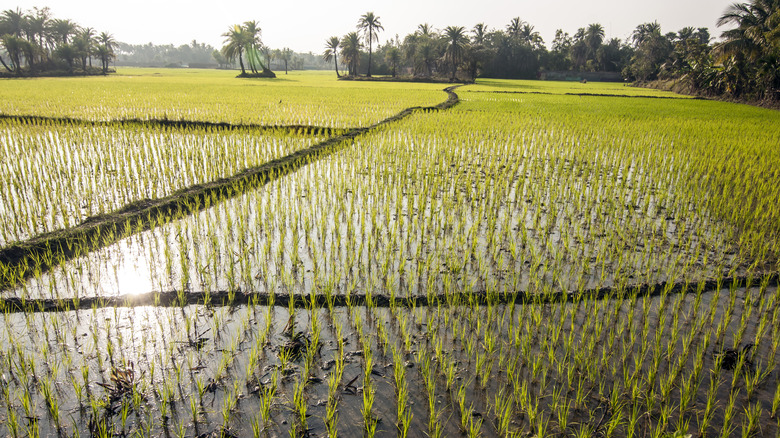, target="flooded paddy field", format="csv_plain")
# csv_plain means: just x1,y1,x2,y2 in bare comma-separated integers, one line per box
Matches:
1,71,779,437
